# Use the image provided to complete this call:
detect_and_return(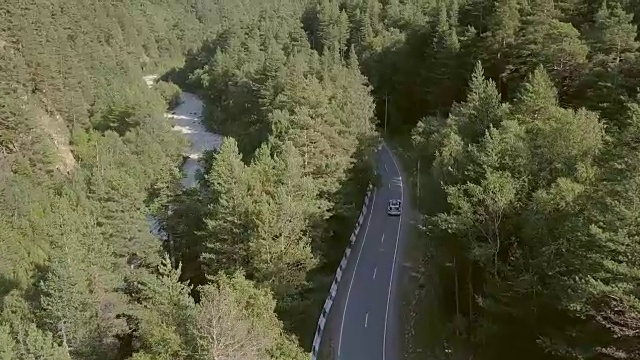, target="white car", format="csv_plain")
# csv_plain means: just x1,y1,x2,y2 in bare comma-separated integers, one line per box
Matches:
387,199,401,216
